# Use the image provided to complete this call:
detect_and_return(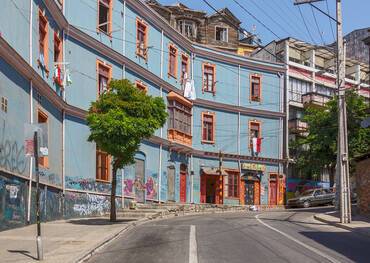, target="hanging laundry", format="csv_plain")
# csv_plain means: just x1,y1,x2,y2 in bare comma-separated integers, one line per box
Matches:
63,68,72,86
257,137,262,153
53,65,62,86
184,79,192,99
190,79,196,100
252,137,258,155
